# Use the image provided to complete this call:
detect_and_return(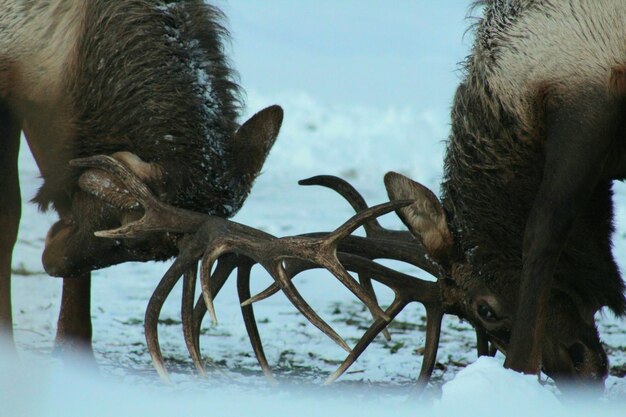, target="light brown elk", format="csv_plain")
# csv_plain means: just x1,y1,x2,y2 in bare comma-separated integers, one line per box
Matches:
0,0,285,355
